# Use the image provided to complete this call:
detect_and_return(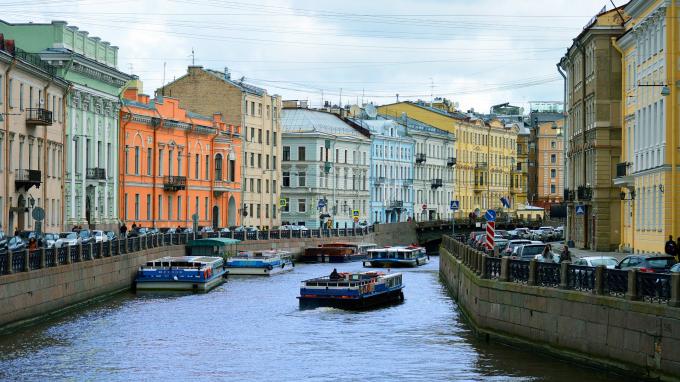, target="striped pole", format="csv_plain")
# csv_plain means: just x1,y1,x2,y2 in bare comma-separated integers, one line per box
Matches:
485,221,495,250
